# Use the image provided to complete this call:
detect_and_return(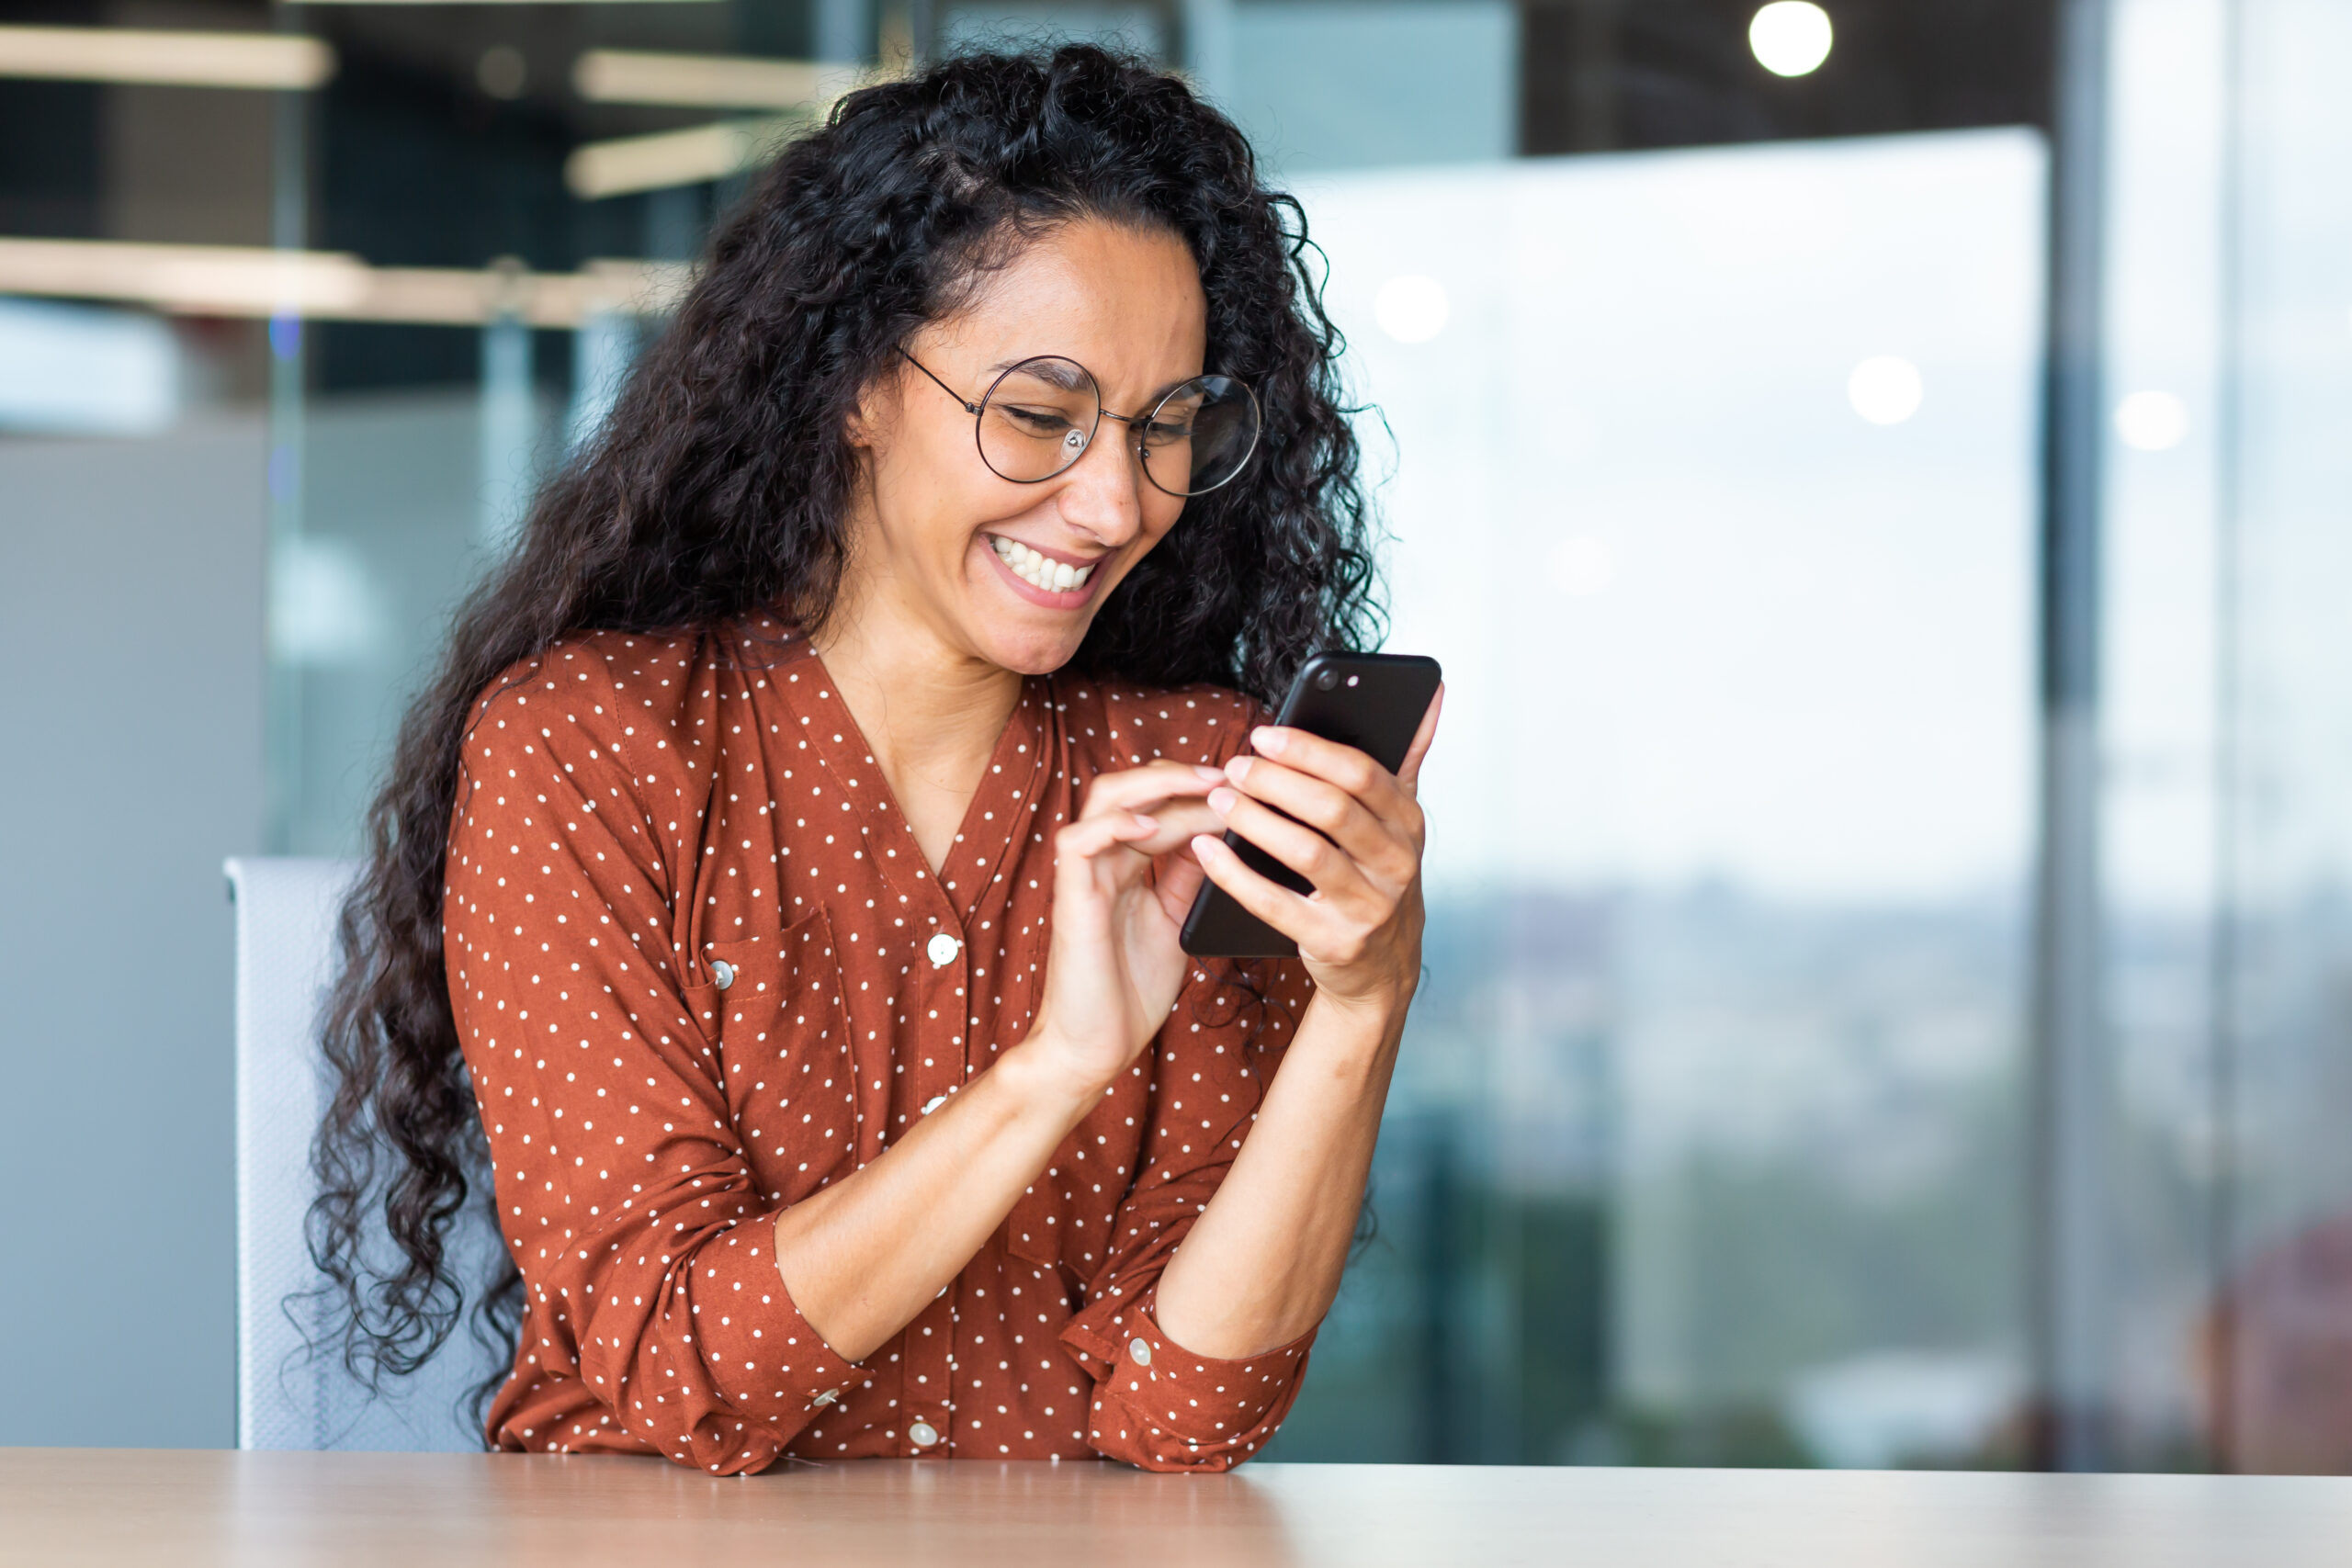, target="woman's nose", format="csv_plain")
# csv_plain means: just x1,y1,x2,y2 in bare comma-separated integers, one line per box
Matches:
1055,423,1148,545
